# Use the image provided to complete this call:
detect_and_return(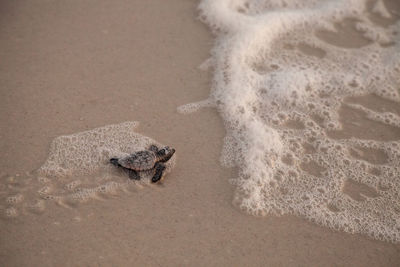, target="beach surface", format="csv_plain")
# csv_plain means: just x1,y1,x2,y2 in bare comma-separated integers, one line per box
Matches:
0,0,399,266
